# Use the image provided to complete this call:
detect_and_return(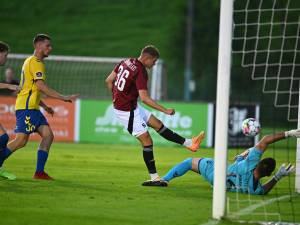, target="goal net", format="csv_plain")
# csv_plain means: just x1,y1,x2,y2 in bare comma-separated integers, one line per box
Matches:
214,0,300,224
0,54,166,101
232,0,300,122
